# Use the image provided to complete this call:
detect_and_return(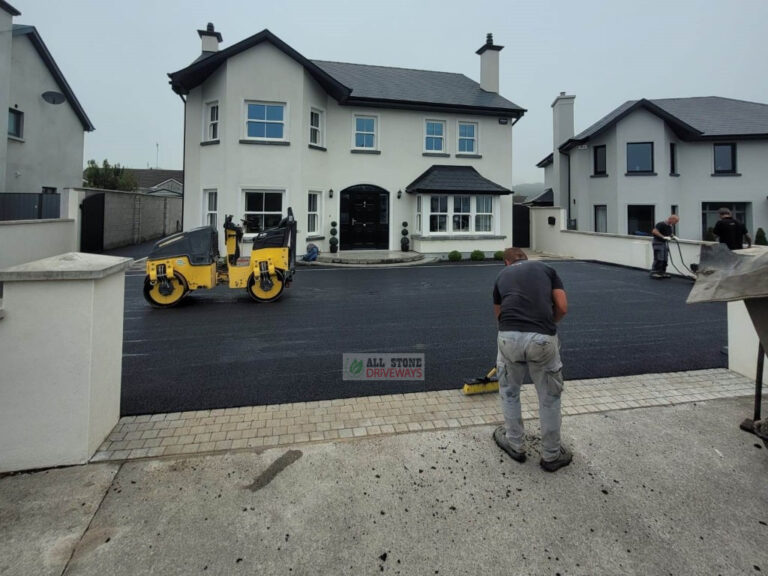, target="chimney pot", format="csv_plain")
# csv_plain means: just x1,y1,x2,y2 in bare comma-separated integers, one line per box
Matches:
476,33,503,93
198,22,223,52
